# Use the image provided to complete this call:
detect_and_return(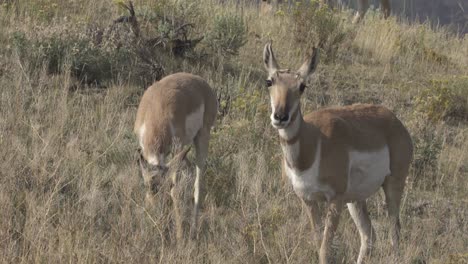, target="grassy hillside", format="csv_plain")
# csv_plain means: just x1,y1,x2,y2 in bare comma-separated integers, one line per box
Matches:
0,0,467,263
